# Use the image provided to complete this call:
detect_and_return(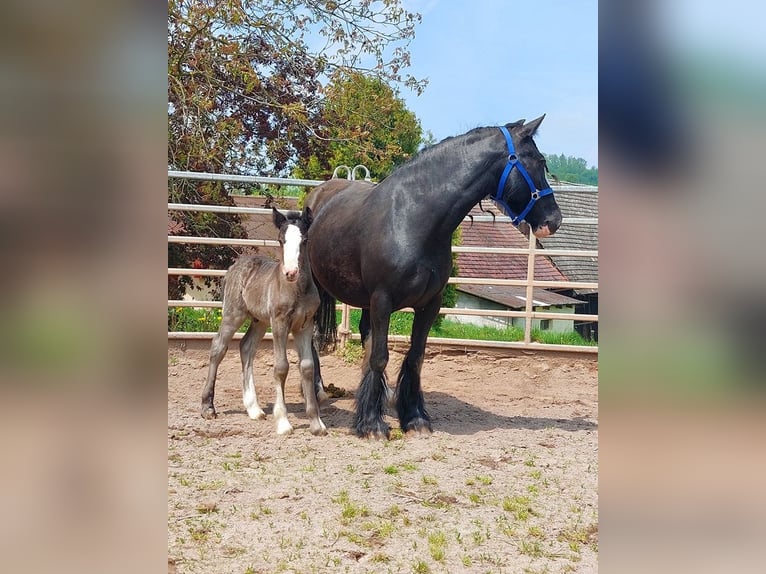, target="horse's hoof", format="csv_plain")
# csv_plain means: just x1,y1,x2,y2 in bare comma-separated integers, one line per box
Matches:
201,407,217,419
357,426,390,441
310,421,328,436
405,427,433,438
403,418,432,437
